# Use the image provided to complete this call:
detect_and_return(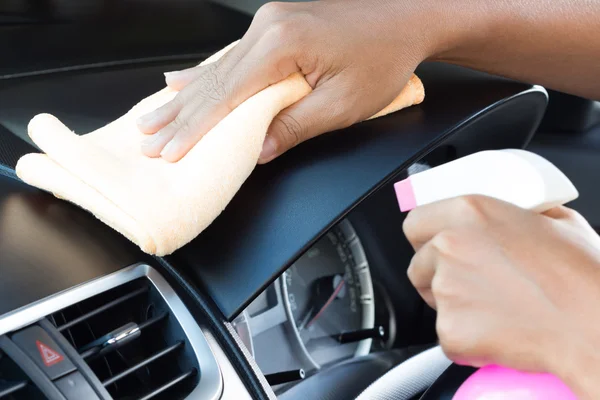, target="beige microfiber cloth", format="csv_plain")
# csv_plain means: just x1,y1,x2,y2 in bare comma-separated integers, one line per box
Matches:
15,42,425,256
